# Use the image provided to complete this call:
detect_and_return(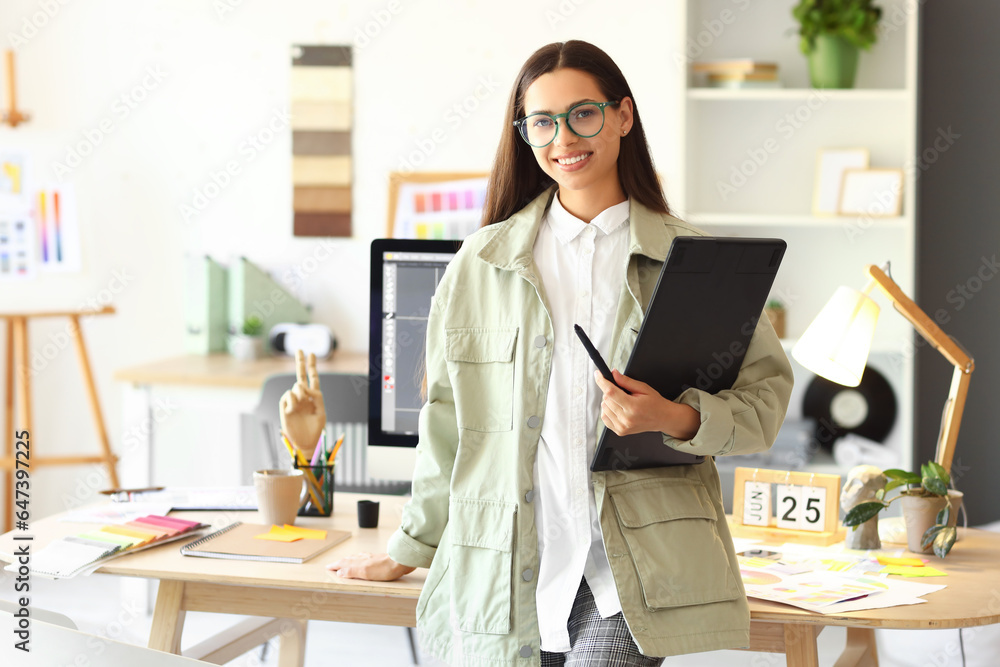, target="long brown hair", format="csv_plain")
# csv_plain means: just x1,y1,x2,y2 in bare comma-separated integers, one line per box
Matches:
481,40,671,226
